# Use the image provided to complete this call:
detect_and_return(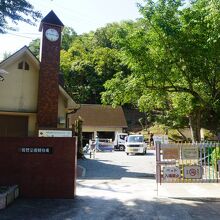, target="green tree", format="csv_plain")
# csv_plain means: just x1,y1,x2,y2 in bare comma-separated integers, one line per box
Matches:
61,27,77,51
102,0,220,142
29,38,40,58
0,0,42,33
60,33,99,103
60,23,131,104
